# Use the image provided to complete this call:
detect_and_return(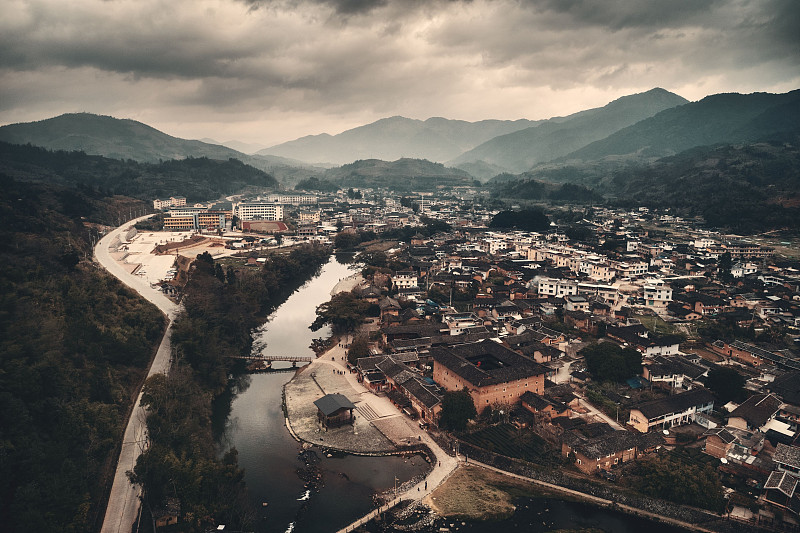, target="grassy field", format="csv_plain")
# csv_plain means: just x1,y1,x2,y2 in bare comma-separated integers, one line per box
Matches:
635,313,678,335
424,465,545,520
